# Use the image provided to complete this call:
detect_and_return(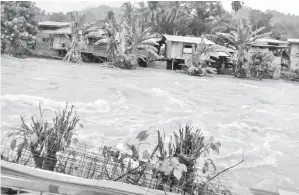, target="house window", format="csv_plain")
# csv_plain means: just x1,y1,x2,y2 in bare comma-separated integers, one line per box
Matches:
42,38,49,42
50,42,53,48
61,43,66,48
183,44,193,54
